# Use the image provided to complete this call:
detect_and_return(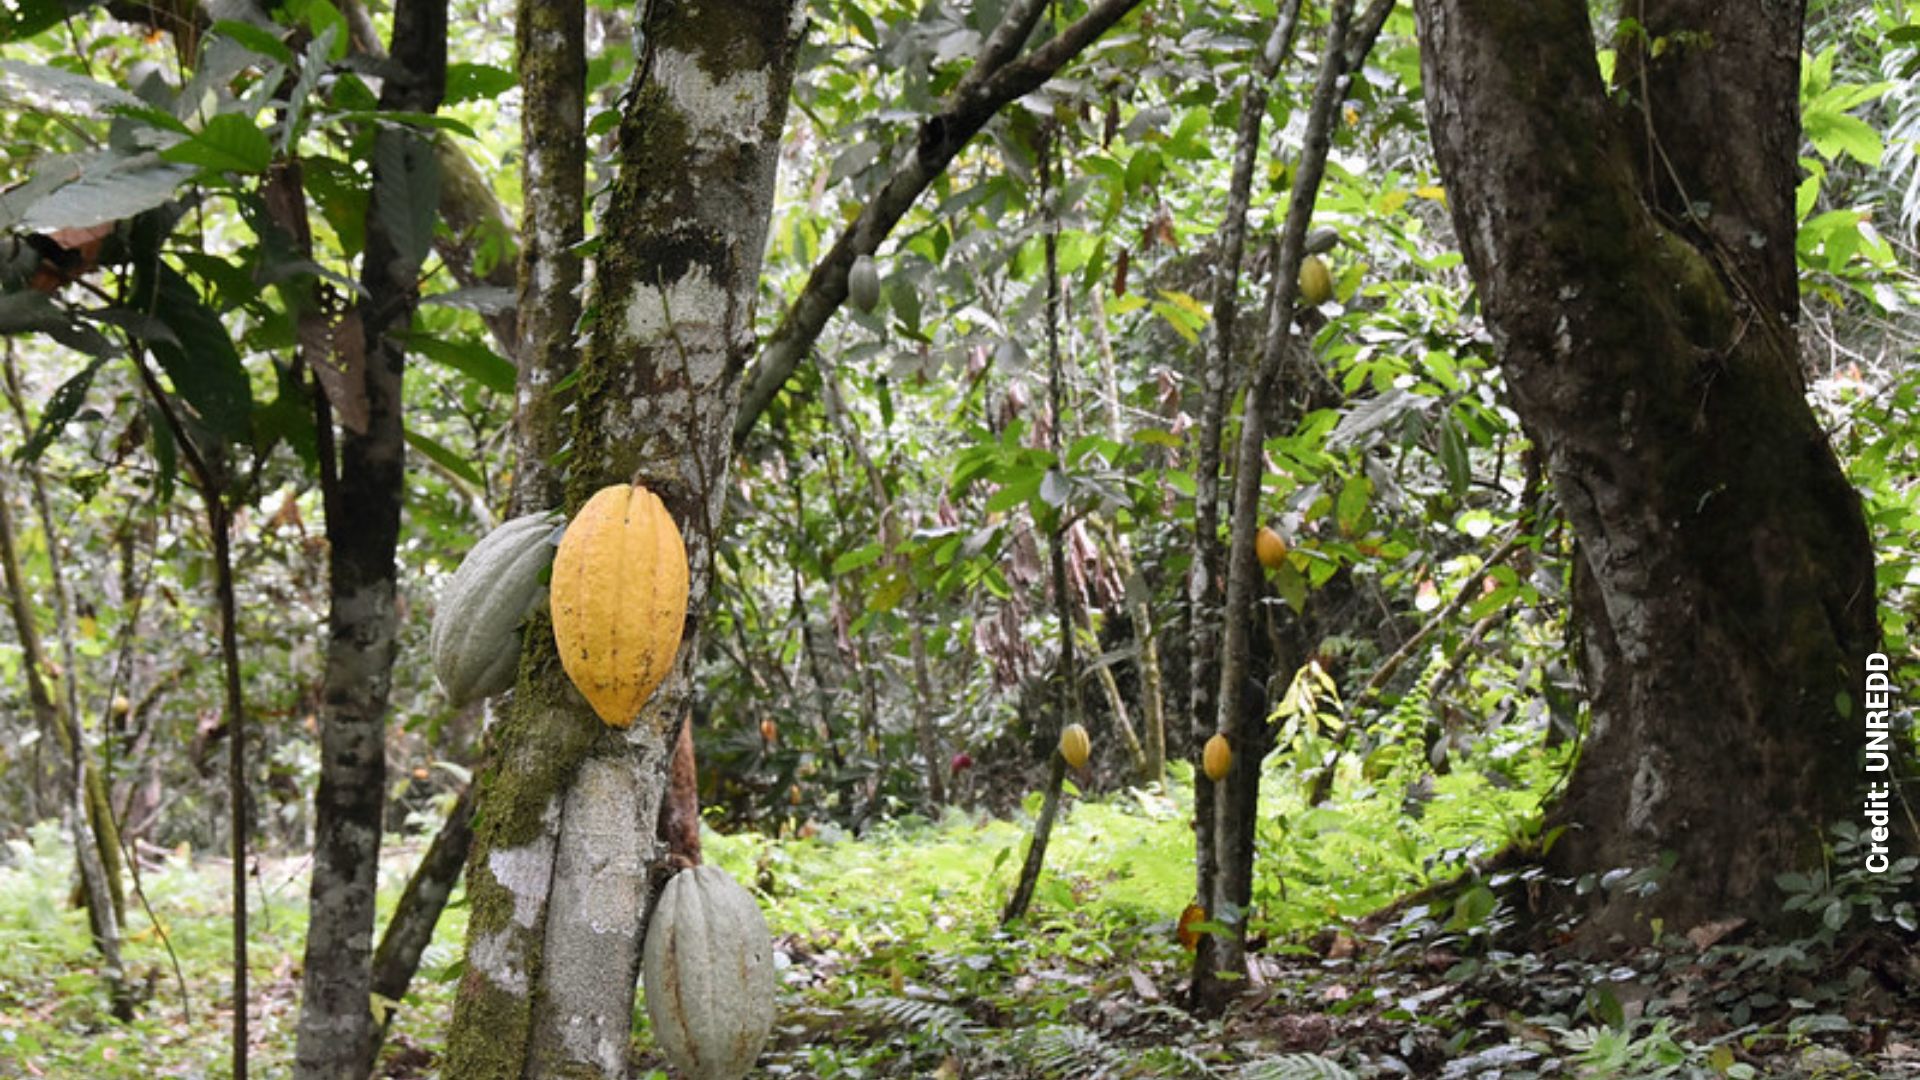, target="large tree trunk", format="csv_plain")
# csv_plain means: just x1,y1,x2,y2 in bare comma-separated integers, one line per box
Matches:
444,3,801,1075
1415,0,1895,938
293,0,446,1074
